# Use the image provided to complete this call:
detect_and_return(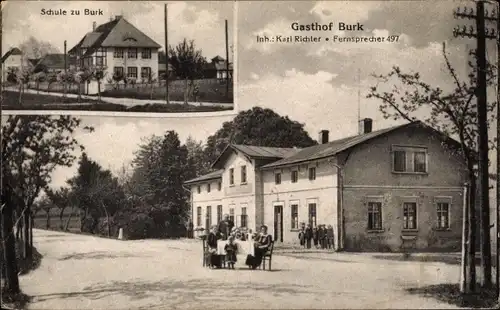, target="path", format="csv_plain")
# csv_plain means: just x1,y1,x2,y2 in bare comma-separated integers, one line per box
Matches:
20,229,466,309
